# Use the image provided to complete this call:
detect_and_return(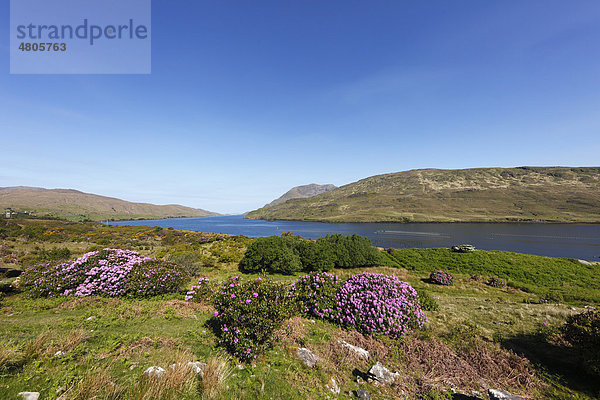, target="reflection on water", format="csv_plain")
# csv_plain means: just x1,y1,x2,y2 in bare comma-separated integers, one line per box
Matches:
109,215,600,260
